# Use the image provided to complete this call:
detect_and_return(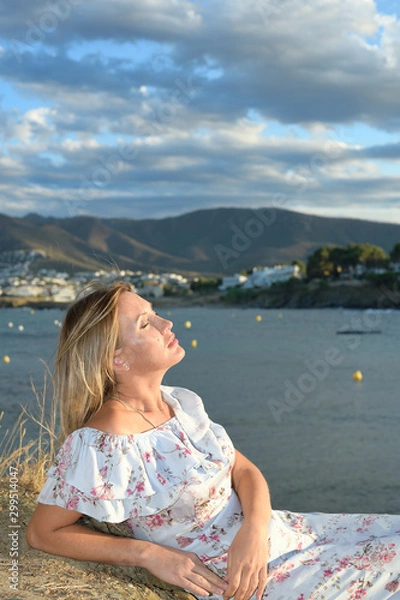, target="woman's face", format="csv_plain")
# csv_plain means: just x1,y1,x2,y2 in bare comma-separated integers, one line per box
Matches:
116,291,185,375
